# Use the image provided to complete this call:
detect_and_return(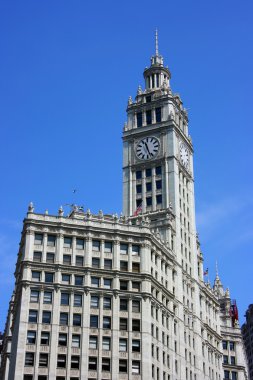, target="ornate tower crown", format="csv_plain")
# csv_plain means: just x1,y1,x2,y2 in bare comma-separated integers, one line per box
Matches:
143,30,171,90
